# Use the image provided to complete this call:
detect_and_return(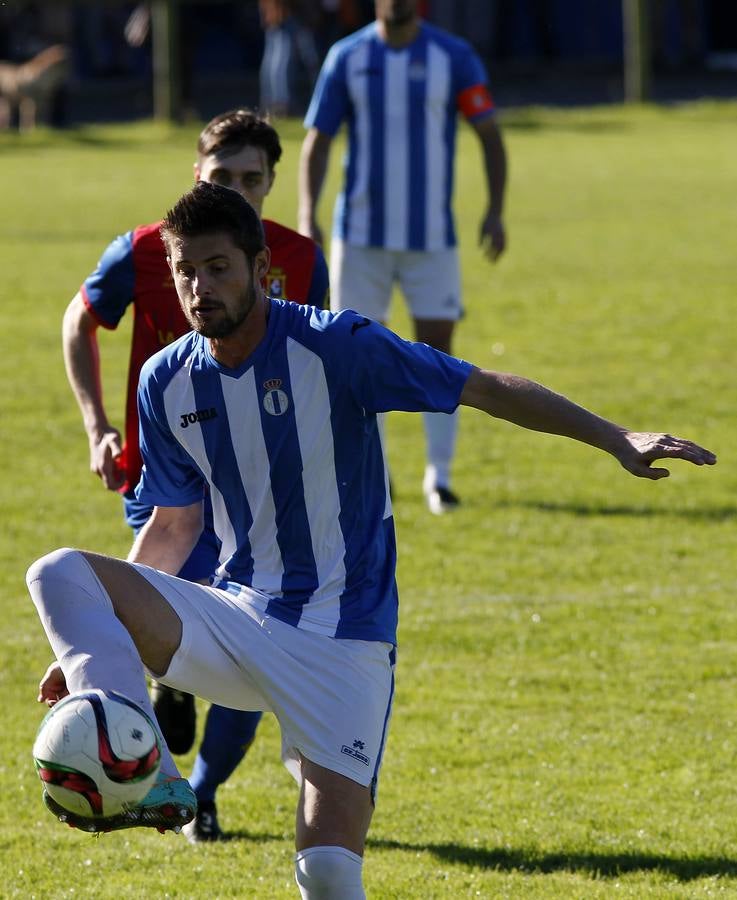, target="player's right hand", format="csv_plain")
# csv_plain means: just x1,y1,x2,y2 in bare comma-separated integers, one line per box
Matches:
615,430,717,479
90,428,125,491
480,211,506,262
38,662,68,707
